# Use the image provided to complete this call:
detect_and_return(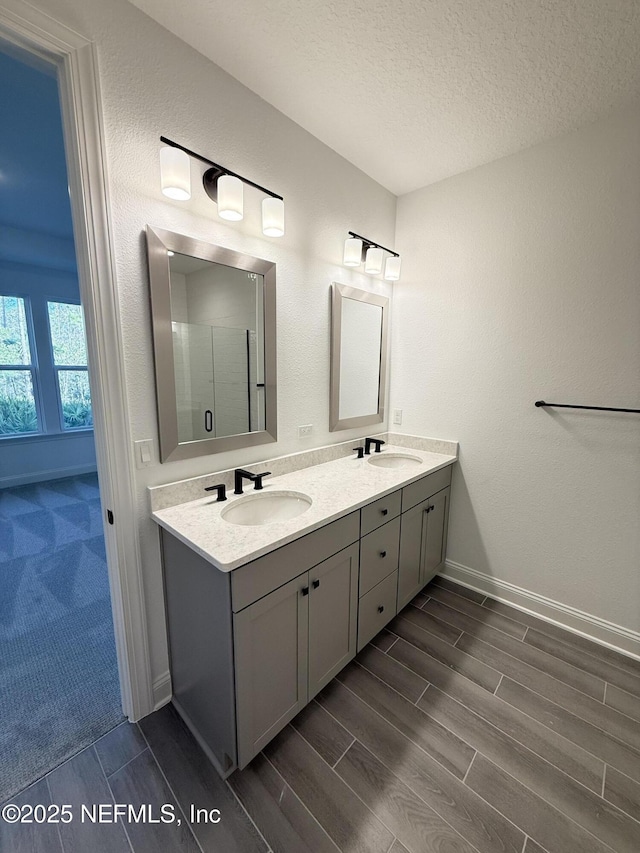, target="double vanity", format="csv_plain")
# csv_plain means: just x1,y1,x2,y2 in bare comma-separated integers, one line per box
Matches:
151,438,456,777
144,223,457,779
